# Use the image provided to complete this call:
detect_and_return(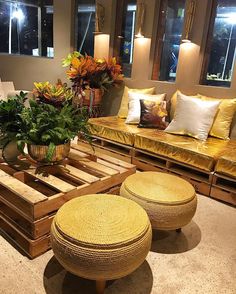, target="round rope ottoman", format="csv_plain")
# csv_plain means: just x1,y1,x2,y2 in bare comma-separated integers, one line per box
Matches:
120,172,197,231
50,194,152,294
